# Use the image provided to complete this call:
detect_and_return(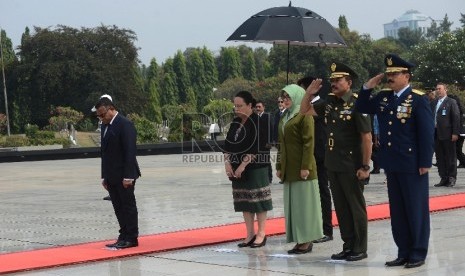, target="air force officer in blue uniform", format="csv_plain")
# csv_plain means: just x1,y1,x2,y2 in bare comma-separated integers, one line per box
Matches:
355,54,434,269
